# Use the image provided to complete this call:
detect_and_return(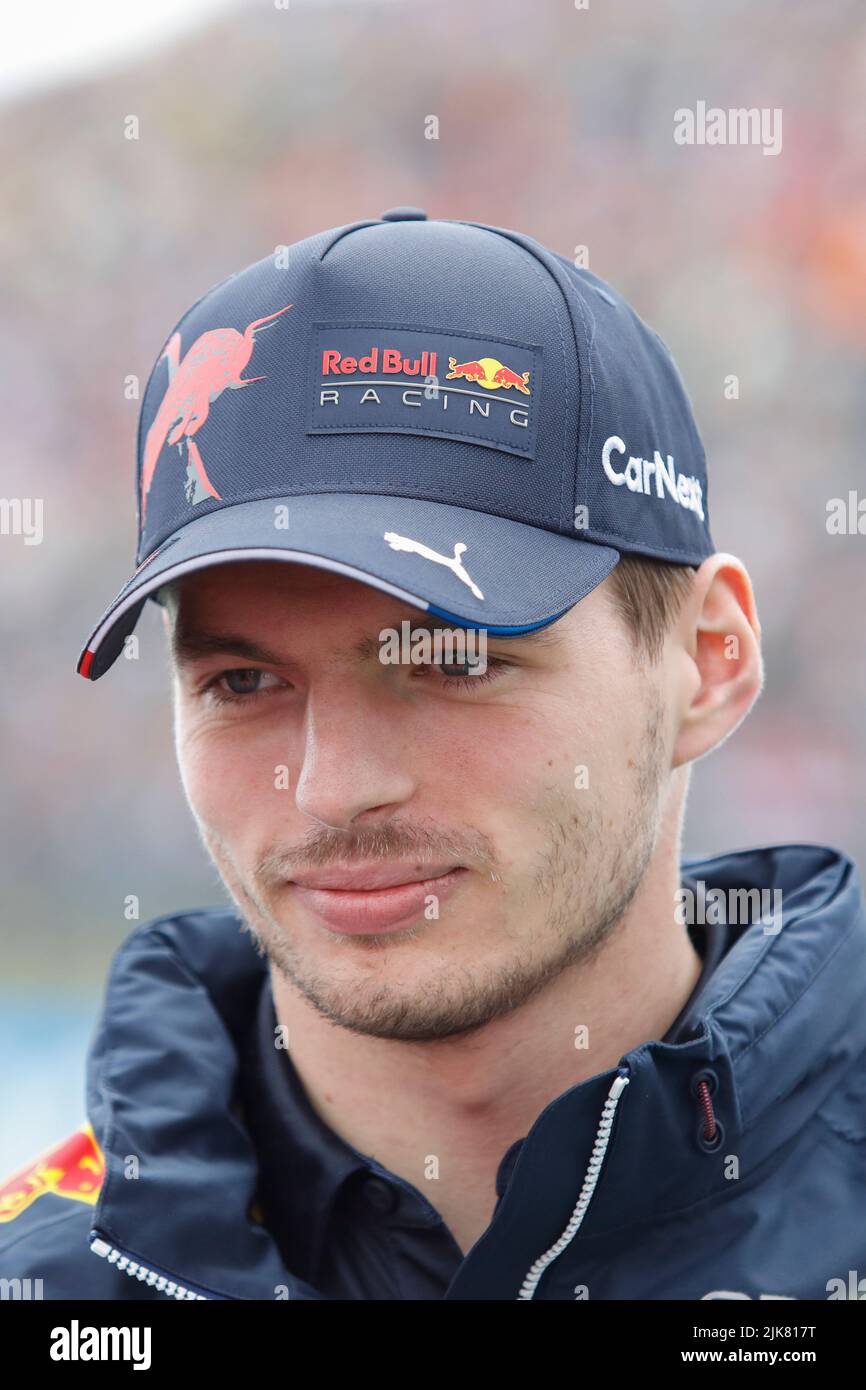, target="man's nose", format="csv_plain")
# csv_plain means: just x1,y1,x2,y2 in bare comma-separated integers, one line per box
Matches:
293,682,416,829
